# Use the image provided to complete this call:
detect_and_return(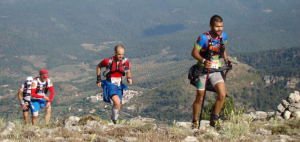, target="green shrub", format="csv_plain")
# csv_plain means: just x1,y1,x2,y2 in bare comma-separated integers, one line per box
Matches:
219,110,252,139
203,95,243,120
